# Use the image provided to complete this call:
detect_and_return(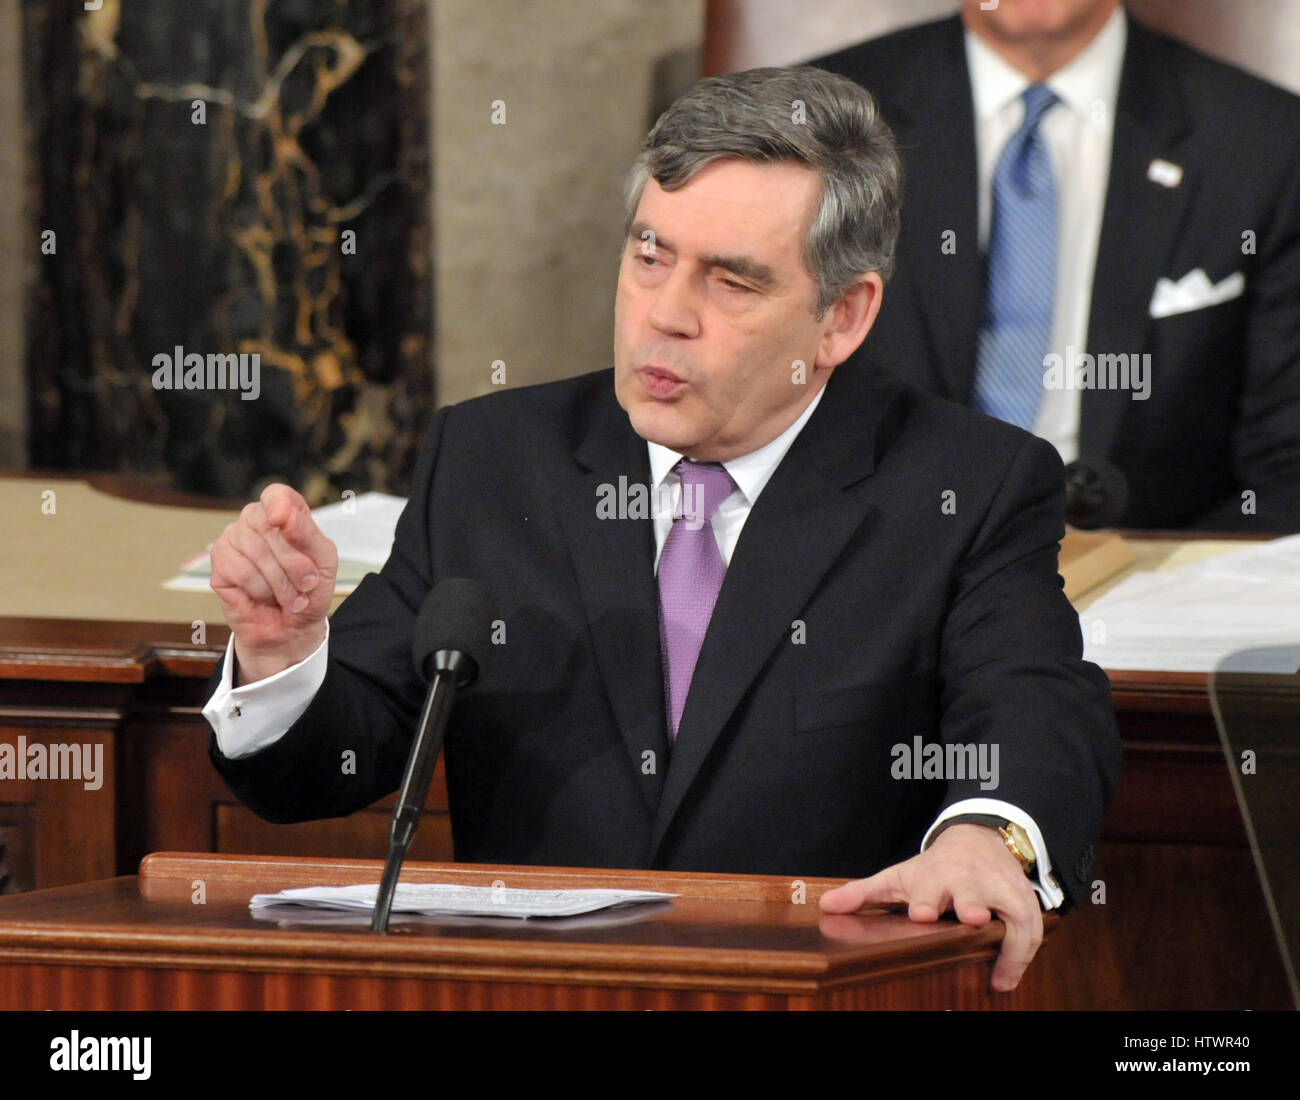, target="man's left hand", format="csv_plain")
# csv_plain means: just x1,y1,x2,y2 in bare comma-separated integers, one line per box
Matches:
818,823,1044,992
